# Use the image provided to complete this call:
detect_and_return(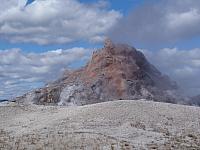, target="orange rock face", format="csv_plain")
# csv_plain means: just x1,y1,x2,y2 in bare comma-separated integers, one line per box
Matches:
17,40,182,106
